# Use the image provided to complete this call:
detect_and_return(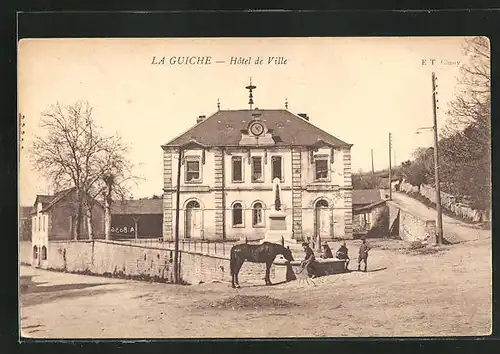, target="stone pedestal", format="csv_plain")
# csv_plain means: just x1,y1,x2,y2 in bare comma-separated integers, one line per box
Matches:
261,210,296,245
